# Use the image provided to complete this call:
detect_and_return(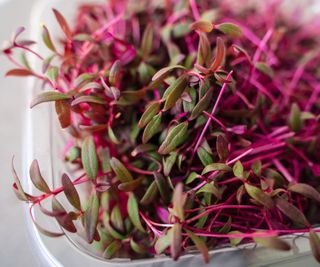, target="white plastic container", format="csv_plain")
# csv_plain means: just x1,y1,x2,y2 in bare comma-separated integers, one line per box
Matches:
22,0,319,266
